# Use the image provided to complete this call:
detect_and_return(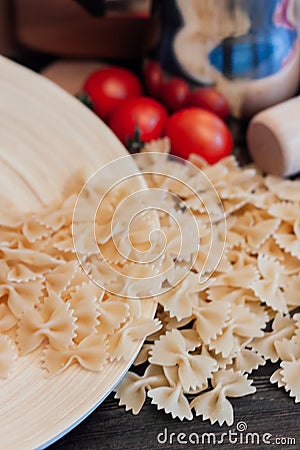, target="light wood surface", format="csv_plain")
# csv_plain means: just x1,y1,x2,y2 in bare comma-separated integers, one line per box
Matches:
0,56,156,450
